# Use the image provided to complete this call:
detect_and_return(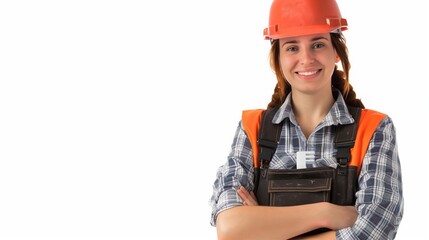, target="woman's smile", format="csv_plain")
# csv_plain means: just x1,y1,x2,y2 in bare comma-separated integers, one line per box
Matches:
296,69,322,79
